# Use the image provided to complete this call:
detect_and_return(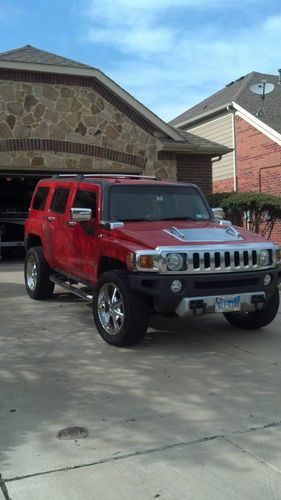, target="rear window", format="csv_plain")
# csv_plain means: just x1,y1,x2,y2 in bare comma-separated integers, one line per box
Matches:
50,188,69,214
32,187,50,211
